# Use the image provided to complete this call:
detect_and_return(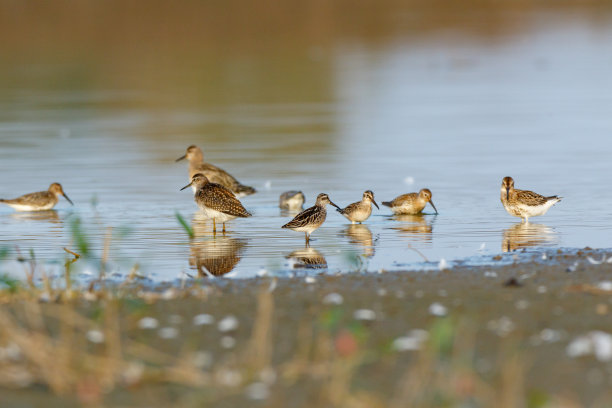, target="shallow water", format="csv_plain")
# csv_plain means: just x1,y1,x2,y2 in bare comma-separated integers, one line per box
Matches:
1,8,612,280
